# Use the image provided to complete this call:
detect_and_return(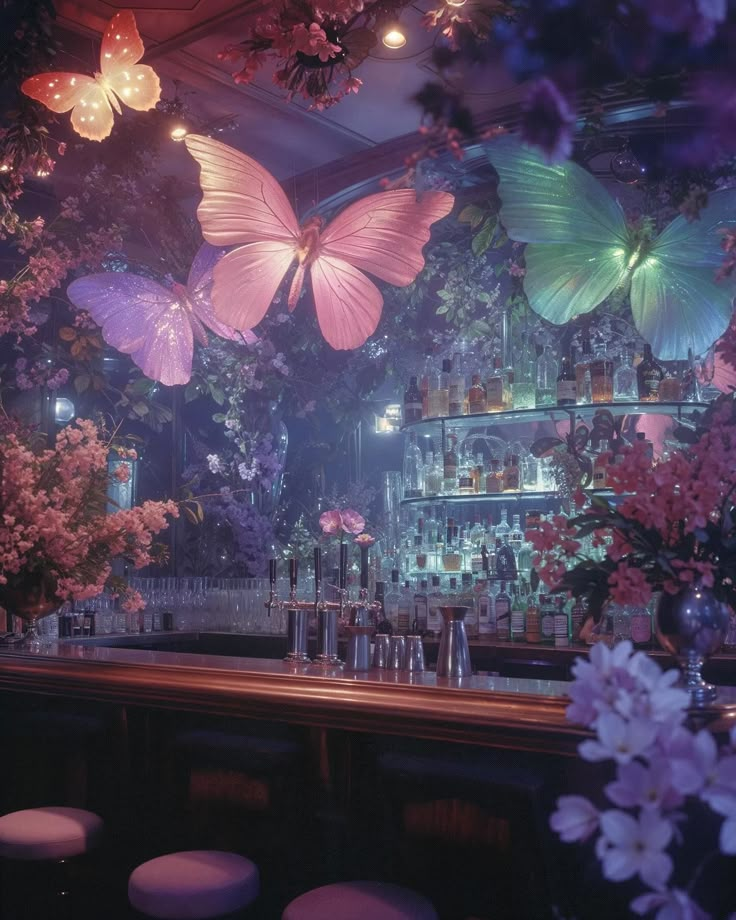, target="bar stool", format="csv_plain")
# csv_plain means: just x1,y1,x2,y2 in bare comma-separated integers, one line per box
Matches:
0,806,104,918
282,881,438,920
128,850,259,919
